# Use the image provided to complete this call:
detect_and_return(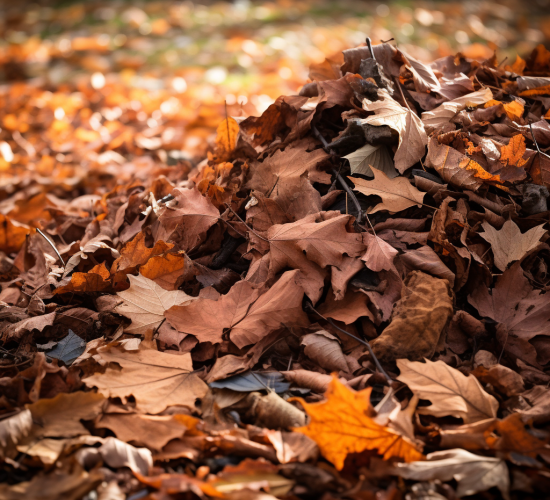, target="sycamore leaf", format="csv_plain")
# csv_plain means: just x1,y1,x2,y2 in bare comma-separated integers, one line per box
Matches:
421,88,493,133
479,219,546,271
344,143,398,178
397,359,498,423
166,270,309,348
499,134,528,167
349,169,425,214
393,449,510,499
293,376,424,470
115,273,194,335
84,346,208,414
468,262,550,340
361,89,428,173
